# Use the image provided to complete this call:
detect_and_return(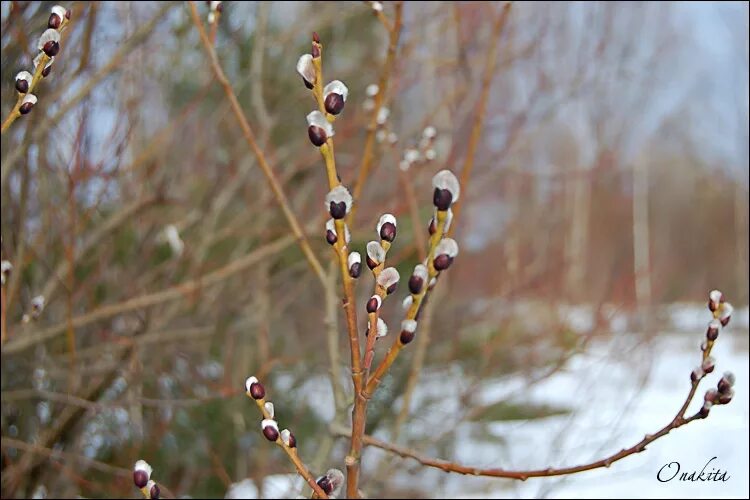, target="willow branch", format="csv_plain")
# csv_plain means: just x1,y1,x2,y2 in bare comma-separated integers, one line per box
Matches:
363,211,447,397
307,32,366,497
335,408,704,480
338,306,728,480
246,393,328,498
